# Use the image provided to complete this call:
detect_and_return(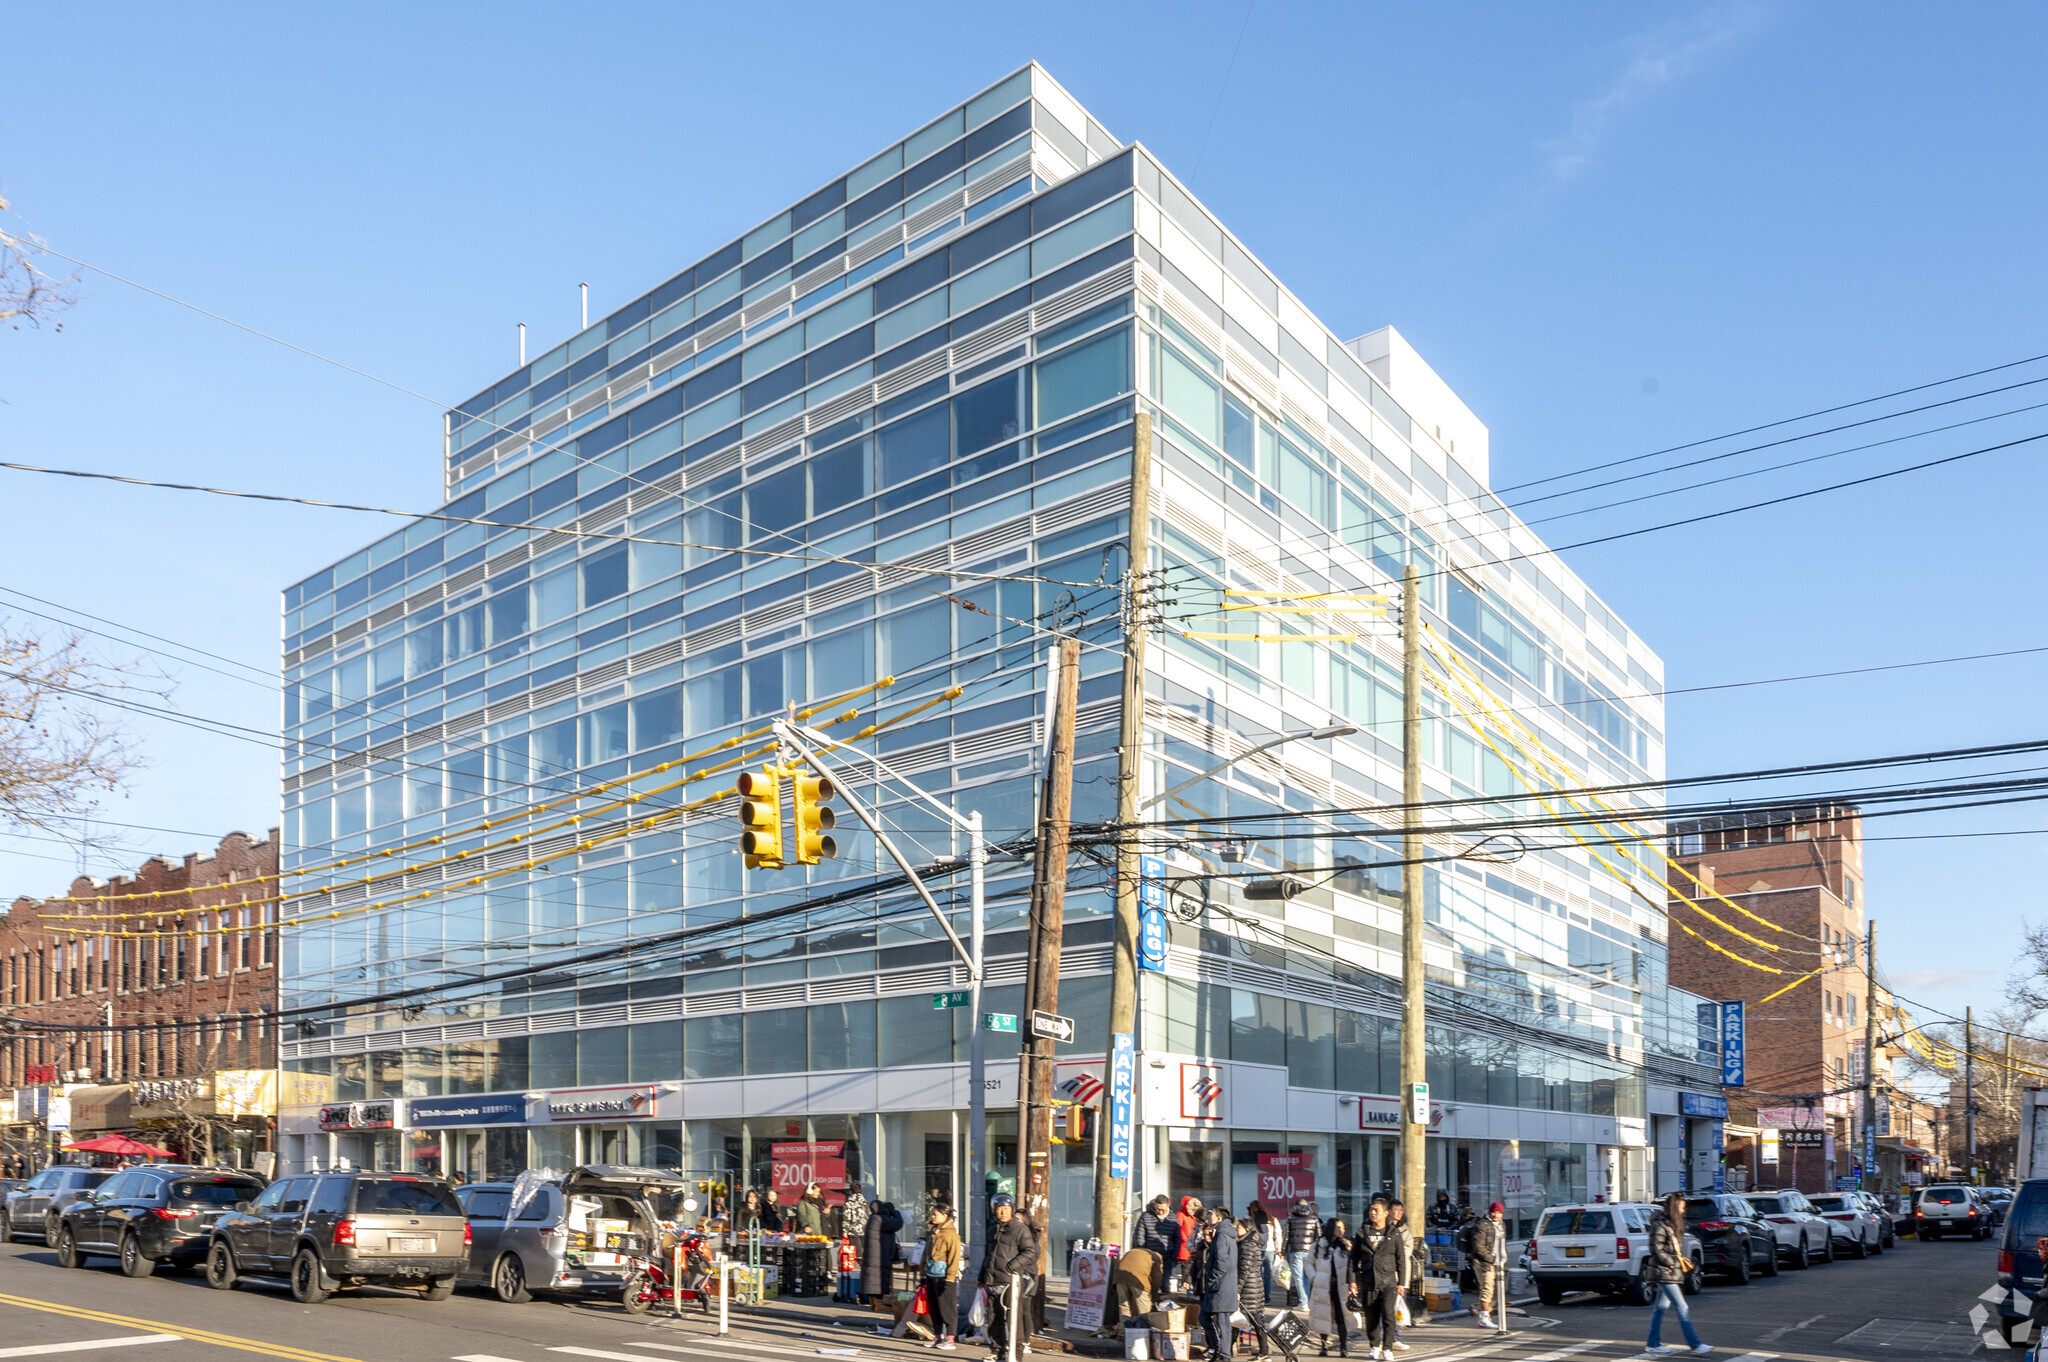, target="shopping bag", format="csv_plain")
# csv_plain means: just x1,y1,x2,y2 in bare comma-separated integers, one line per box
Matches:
913,1284,930,1316
1273,1259,1293,1292
1227,1310,1250,1329
967,1286,991,1328
1394,1295,1411,1328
